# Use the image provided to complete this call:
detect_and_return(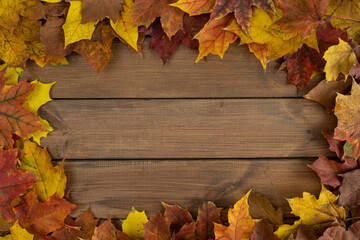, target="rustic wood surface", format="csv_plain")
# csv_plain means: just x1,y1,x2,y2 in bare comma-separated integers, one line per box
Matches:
24,40,334,220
